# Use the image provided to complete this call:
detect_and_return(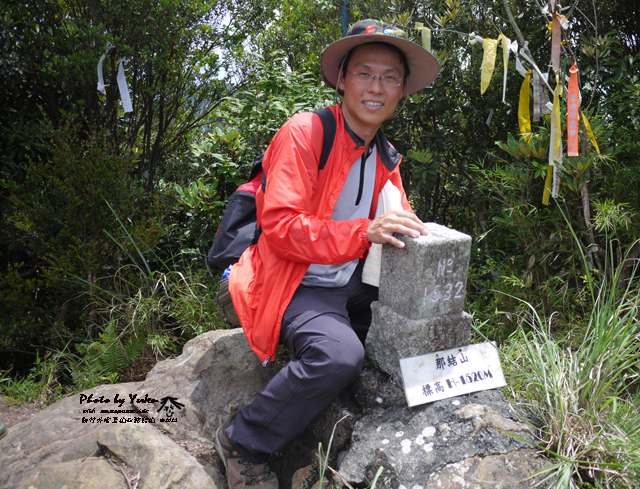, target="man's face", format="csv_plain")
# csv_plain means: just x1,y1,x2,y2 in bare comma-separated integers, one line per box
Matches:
338,43,406,140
